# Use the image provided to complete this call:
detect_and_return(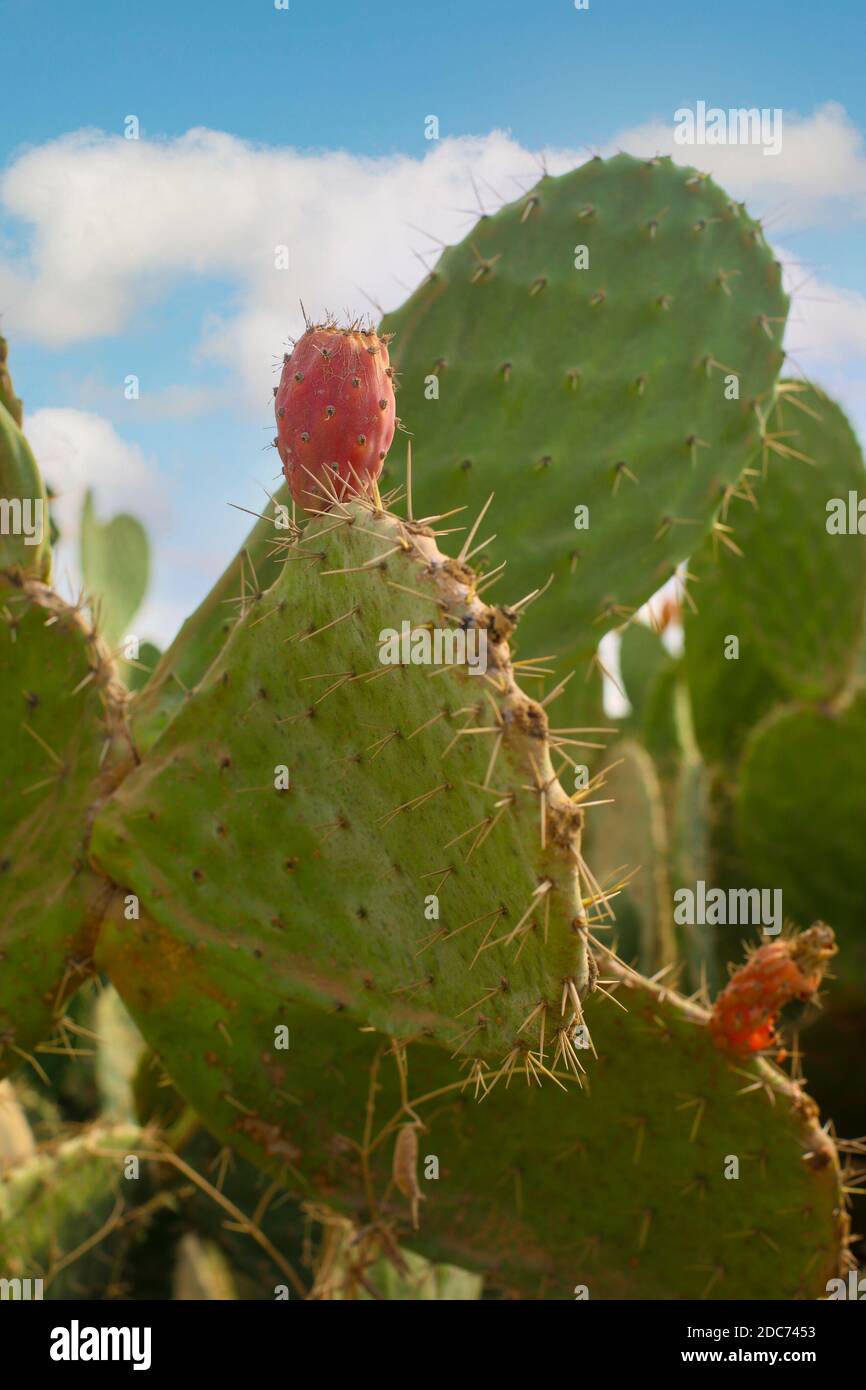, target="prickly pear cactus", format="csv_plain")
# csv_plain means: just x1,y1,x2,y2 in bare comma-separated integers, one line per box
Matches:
79,489,847,1299
363,970,845,1299
92,496,597,1132
0,214,856,1302
0,578,134,1074
380,153,788,696
95,948,846,1298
